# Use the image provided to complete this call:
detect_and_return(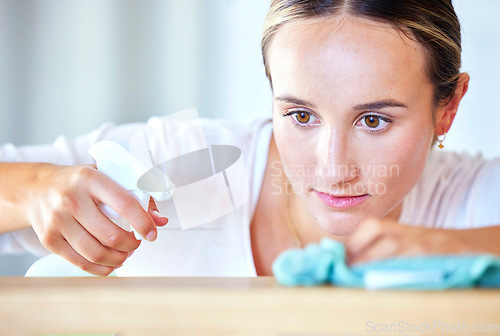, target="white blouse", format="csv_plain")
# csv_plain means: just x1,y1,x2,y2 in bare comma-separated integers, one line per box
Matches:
1,116,499,276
